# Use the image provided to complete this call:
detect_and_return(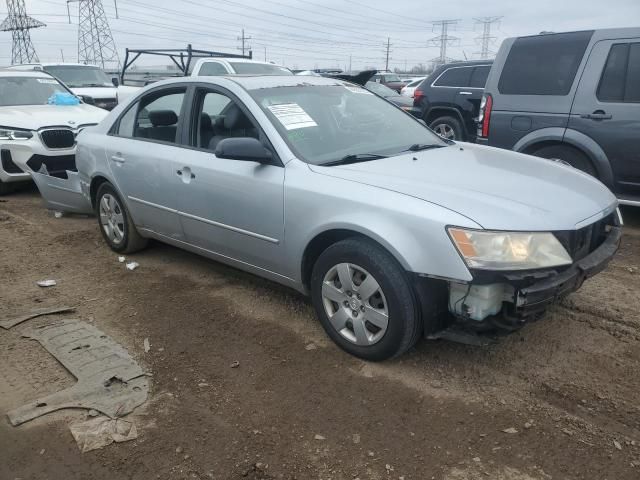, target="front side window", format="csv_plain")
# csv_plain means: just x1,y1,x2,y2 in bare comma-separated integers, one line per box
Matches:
193,89,258,150
434,67,473,87
382,74,401,83
498,31,593,95
598,42,640,103
249,84,446,166
43,65,111,88
198,62,228,76
132,90,186,144
0,76,67,106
